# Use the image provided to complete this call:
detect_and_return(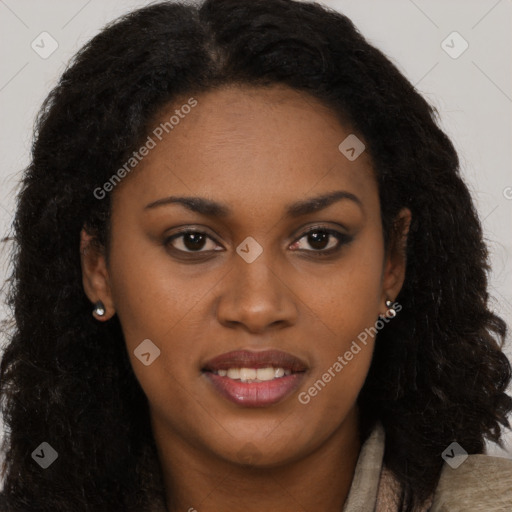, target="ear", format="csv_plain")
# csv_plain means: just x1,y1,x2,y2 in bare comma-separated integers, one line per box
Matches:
80,227,115,321
380,207,411,312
